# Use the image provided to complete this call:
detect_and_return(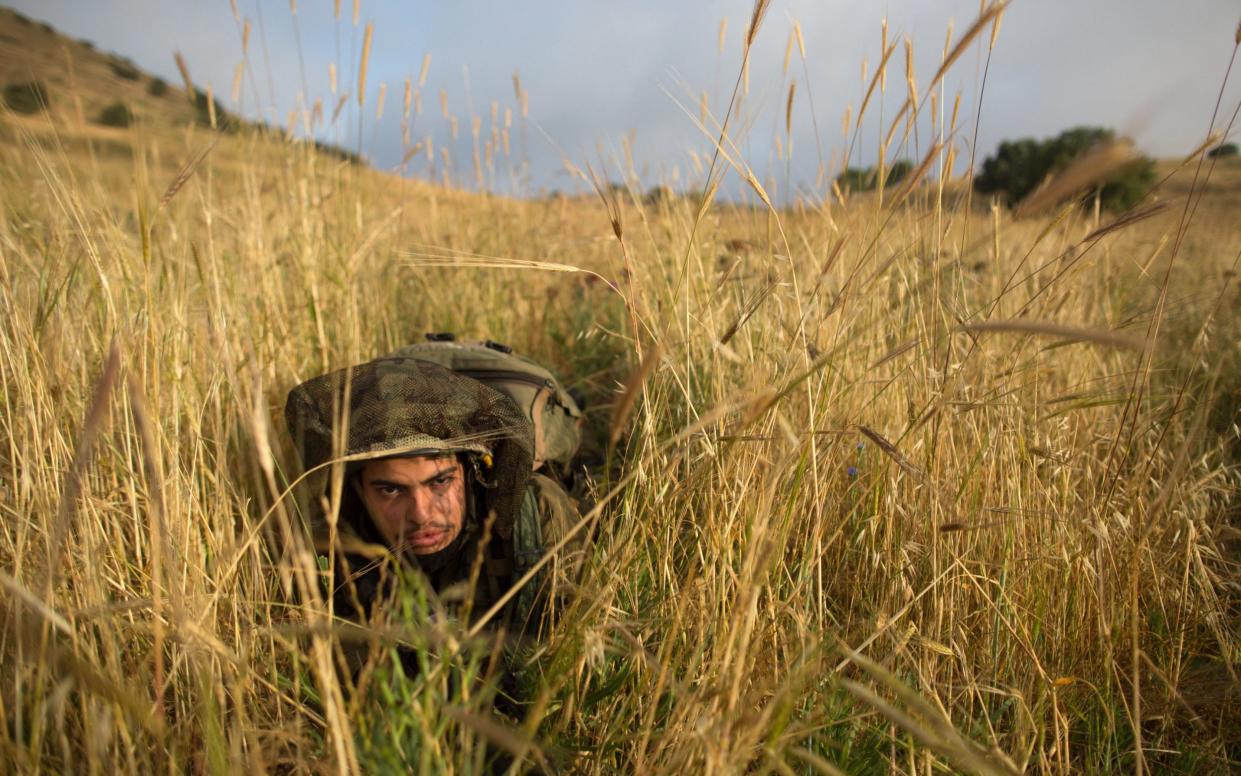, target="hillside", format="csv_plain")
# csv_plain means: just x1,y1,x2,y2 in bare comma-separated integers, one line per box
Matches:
0,5,389,185
0,3,245,164
0,7,203,128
